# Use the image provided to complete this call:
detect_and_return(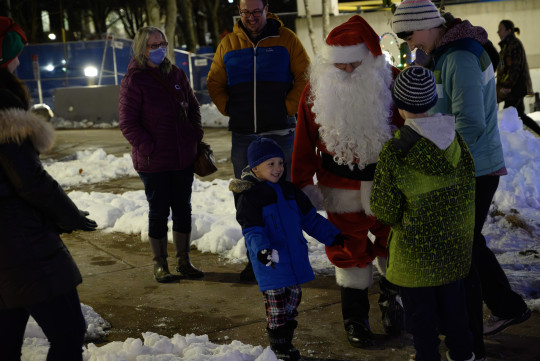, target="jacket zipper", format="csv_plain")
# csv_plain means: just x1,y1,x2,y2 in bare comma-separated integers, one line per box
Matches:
248,33,279,134
253,47,257,133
